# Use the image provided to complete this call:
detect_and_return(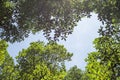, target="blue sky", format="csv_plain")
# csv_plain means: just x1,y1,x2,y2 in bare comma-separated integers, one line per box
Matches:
8,13,102,70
